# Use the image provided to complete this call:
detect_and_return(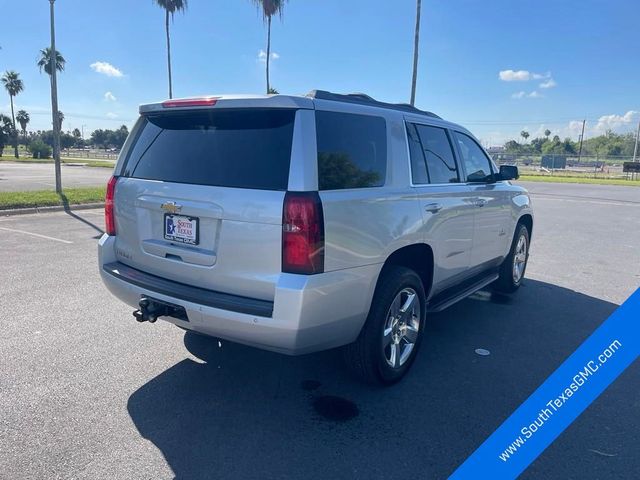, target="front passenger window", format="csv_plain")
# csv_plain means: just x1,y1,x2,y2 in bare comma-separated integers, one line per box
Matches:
454,132,494,183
